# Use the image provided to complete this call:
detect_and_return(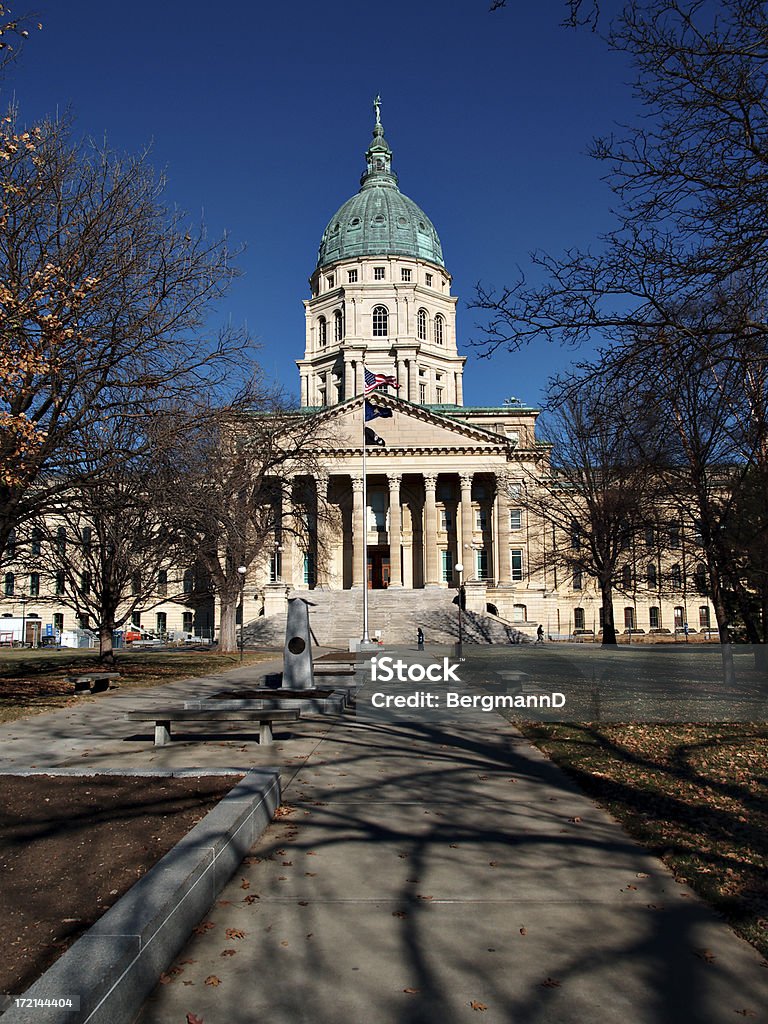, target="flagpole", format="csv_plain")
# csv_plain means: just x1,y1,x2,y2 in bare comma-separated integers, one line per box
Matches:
361,369,370,644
